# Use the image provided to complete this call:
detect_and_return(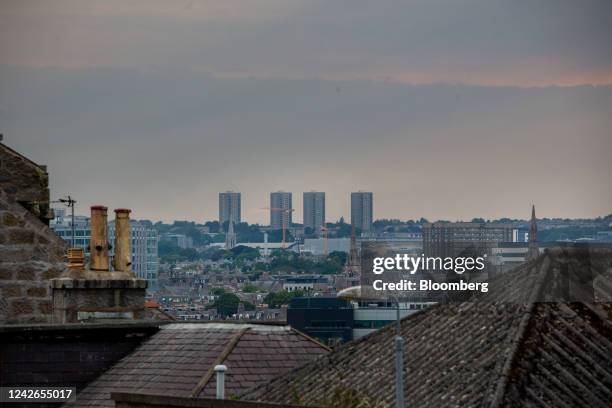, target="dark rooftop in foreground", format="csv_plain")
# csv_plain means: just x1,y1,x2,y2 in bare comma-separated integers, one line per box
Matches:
244,247,612,407
67,322,330,407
